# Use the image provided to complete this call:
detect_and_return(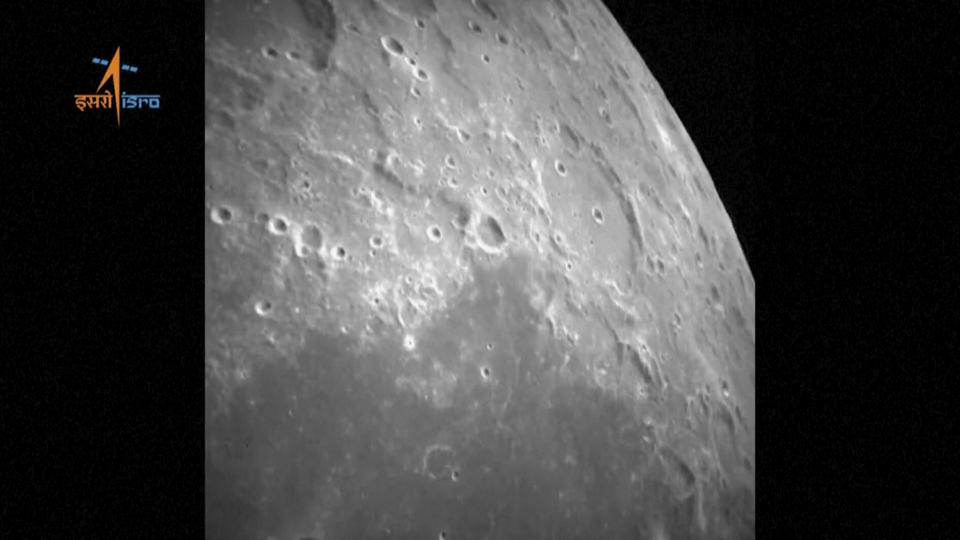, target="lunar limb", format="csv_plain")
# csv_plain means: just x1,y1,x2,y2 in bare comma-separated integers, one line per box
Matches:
206,1,754,538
